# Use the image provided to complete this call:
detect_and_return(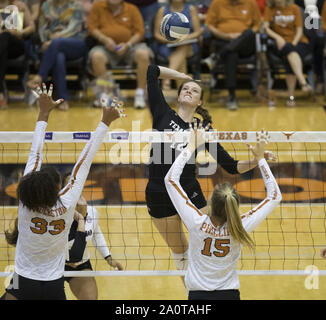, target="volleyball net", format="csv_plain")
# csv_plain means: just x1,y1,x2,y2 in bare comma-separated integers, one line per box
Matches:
0,130,325,277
